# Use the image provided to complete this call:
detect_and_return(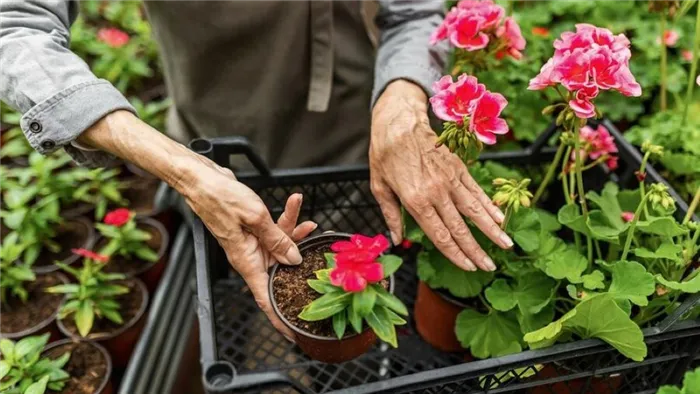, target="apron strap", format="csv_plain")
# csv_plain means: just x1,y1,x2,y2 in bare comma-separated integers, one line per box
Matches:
307,1,334,112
